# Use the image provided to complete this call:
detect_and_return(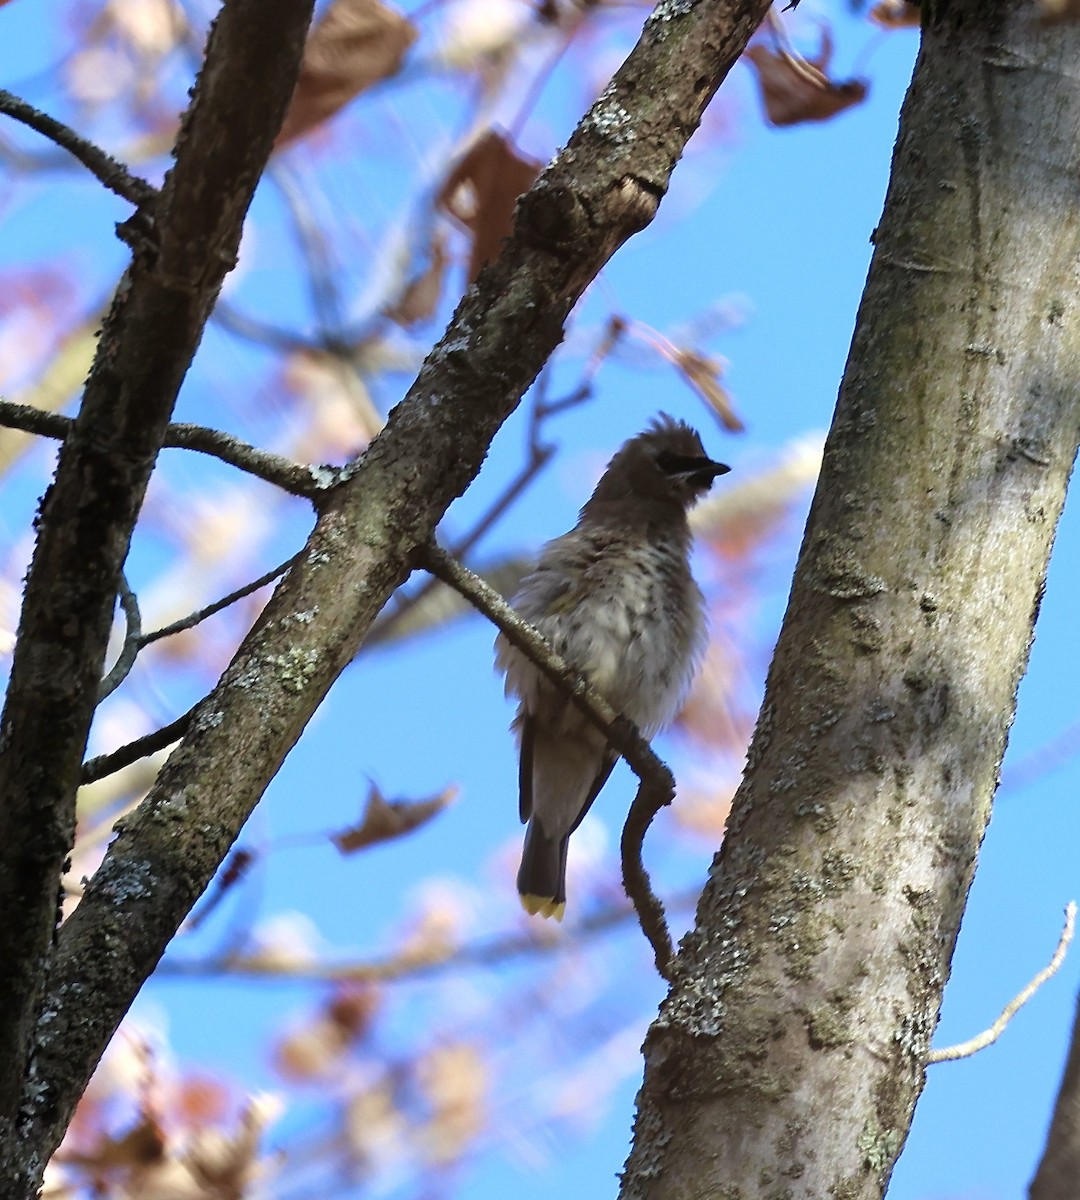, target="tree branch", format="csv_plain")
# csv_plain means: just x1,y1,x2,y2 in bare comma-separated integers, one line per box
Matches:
928,902,1076,1064
81,705,199,787
0,0,318,1184
97,574,142,702
139,552,301,650
622,7,1080,1195
0,87,156,206
165,423,333,496
419,543,677,977
26,0,772,1178
158,887,701,986
0,398,327,497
